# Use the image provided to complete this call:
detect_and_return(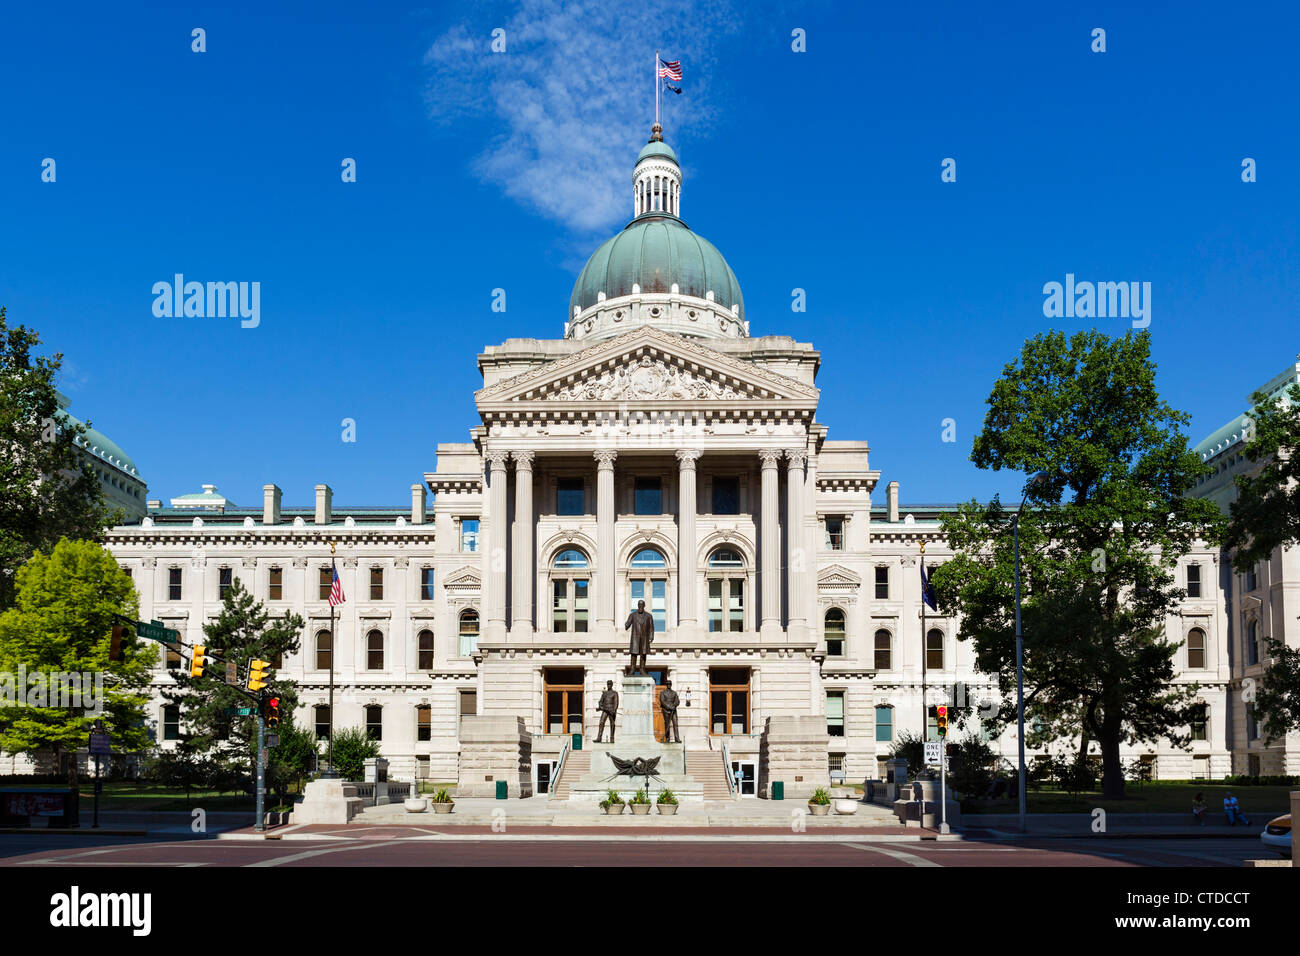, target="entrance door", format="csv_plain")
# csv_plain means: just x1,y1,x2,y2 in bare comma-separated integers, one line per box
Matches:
647,668,668,742
536,759,558,795
730,760,757,797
